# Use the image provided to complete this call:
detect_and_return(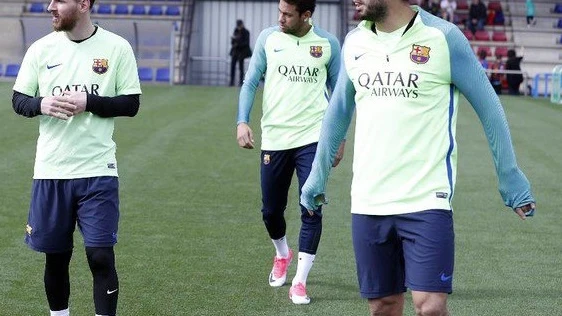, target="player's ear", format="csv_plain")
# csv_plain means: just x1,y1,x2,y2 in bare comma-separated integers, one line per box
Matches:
302,11,312,23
